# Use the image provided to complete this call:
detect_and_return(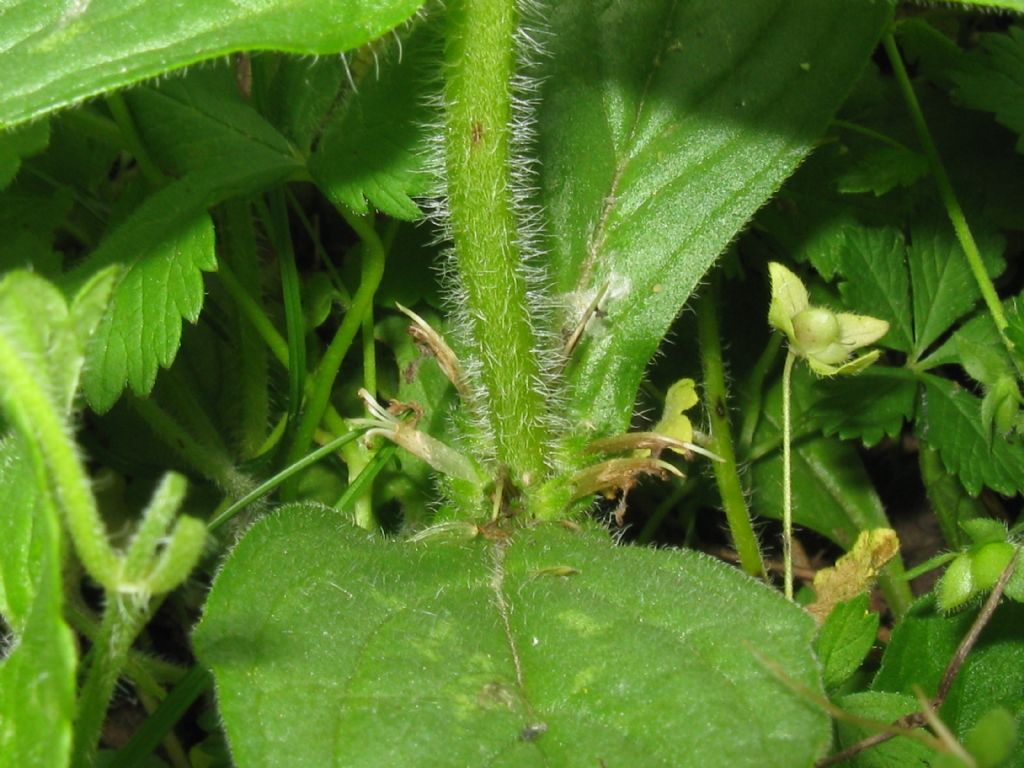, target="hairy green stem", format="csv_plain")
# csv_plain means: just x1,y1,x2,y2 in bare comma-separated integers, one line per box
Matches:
0,333,121,589
282,210,385,497
884,32,1020,377
697,278,765,578
444,0,552,492
782,351,796,600
72,596,154,767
